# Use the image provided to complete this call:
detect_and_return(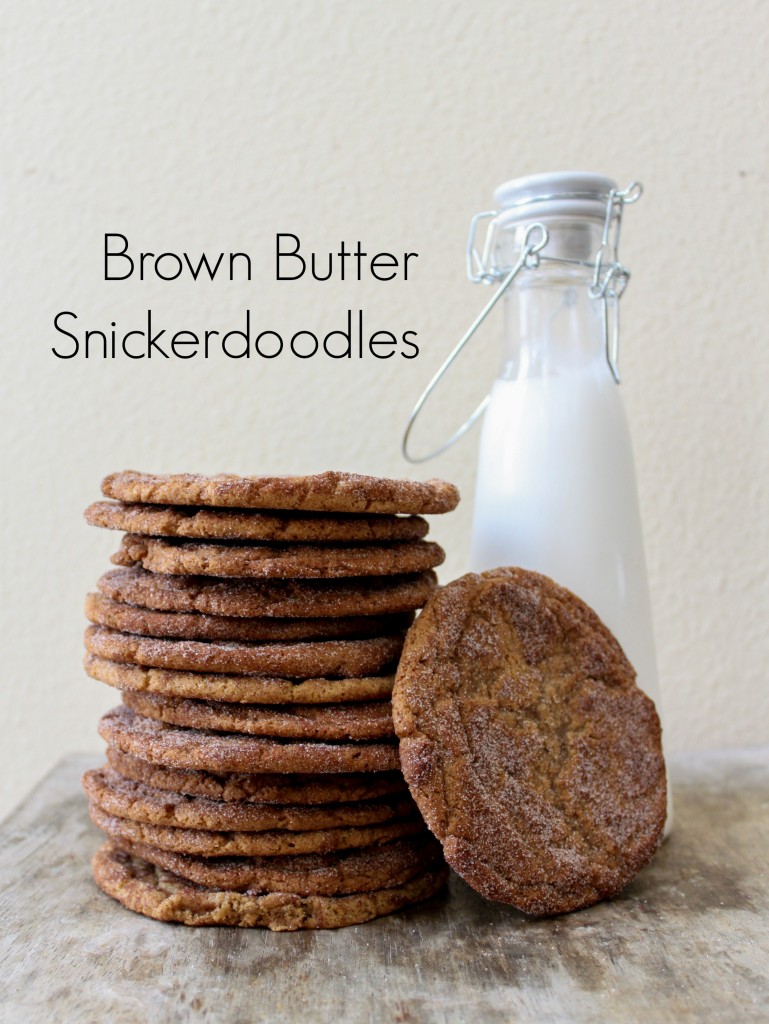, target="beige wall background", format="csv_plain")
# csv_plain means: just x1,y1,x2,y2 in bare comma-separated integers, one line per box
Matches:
2,0,768,819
